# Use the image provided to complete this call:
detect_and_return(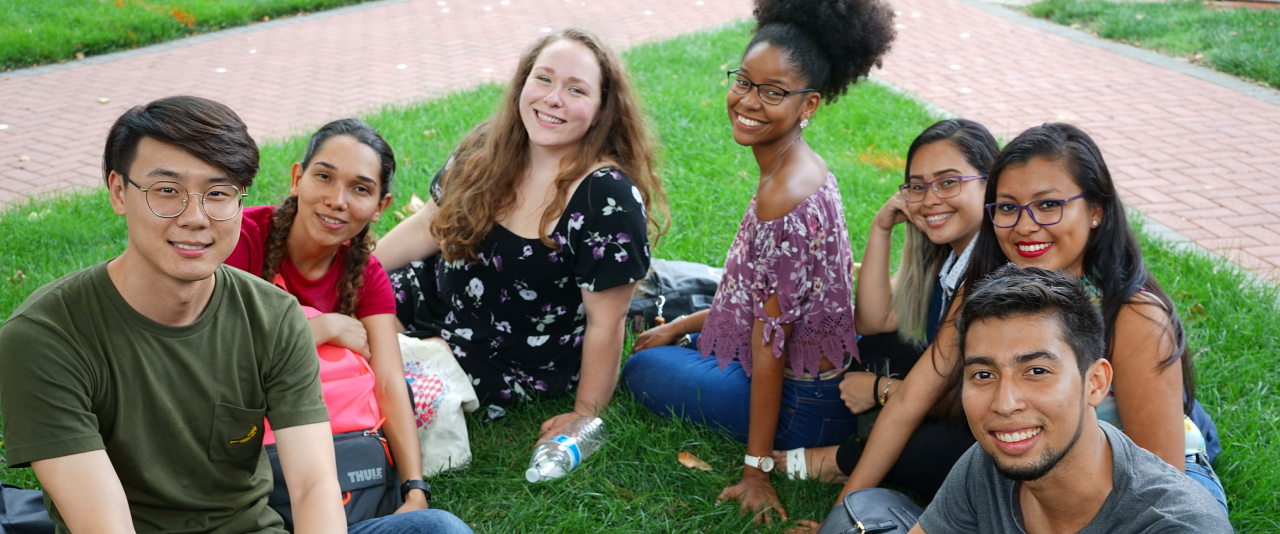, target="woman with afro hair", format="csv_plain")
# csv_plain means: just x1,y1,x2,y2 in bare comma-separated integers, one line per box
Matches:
622,0,896,522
